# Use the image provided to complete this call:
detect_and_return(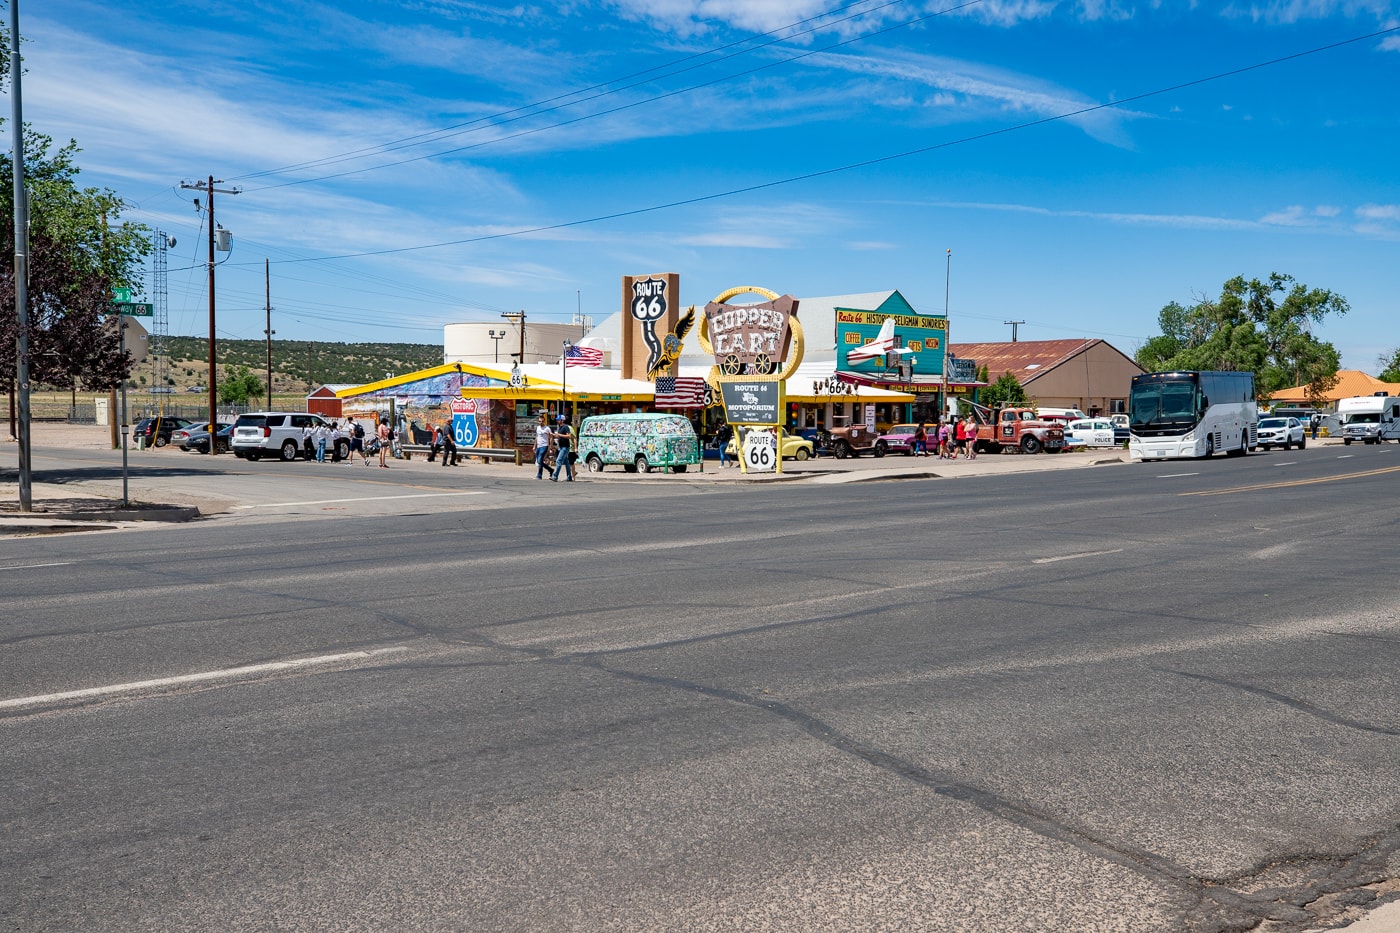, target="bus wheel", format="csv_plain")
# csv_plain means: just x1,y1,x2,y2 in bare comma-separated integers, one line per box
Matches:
1203,437,1214,458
